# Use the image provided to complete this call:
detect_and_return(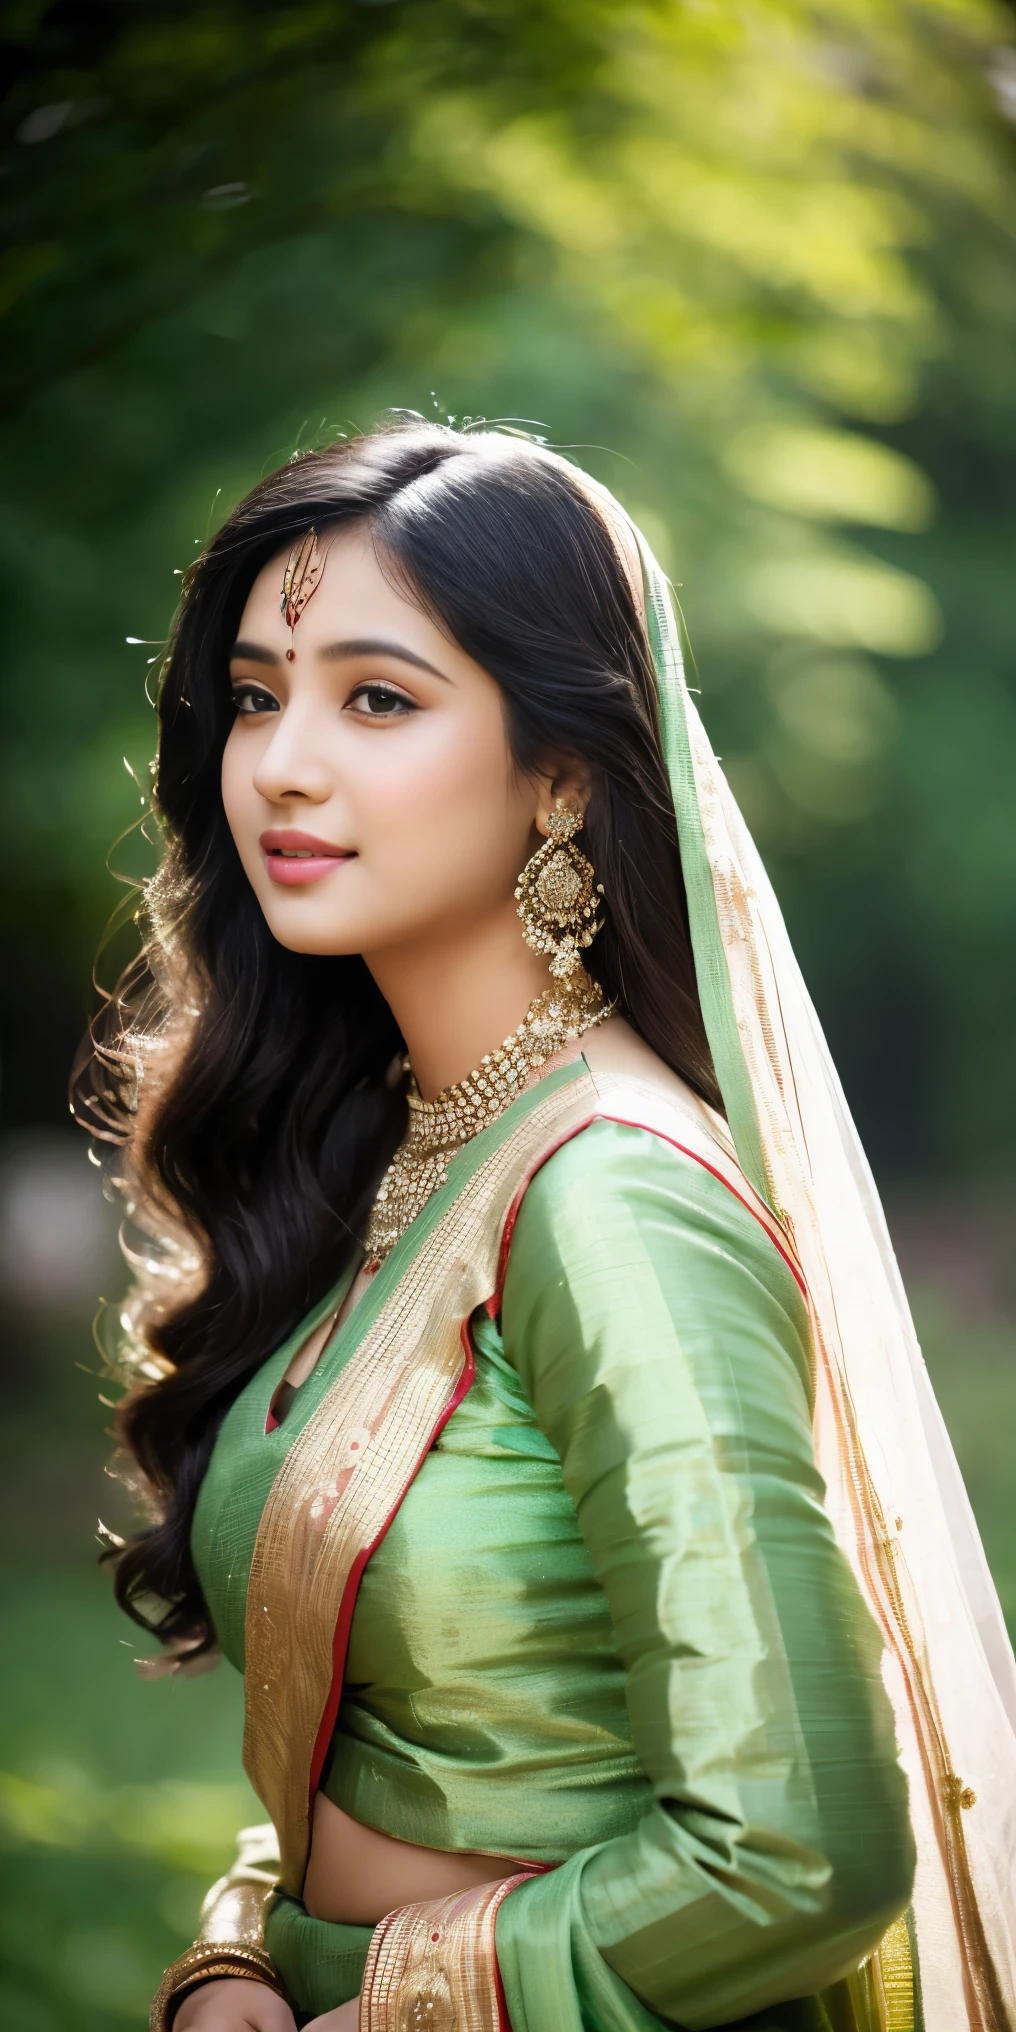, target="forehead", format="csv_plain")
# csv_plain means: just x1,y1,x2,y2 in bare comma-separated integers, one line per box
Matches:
232,524,488,688
239,528,430,638
240,526,410,630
